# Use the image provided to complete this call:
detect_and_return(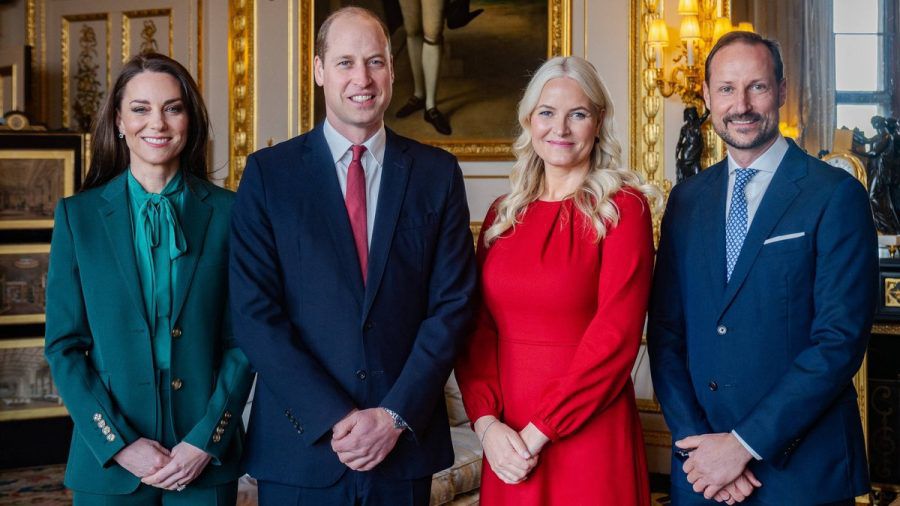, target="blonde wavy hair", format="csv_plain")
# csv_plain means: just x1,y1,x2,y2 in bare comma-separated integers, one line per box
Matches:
484,56,662,246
